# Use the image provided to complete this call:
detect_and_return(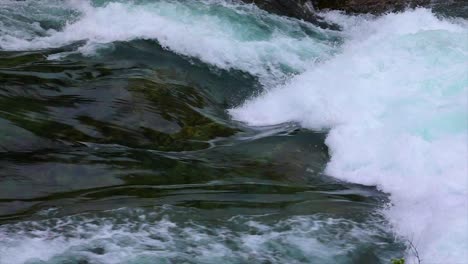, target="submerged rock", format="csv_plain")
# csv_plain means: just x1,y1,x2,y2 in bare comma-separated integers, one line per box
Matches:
0,49,239,152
